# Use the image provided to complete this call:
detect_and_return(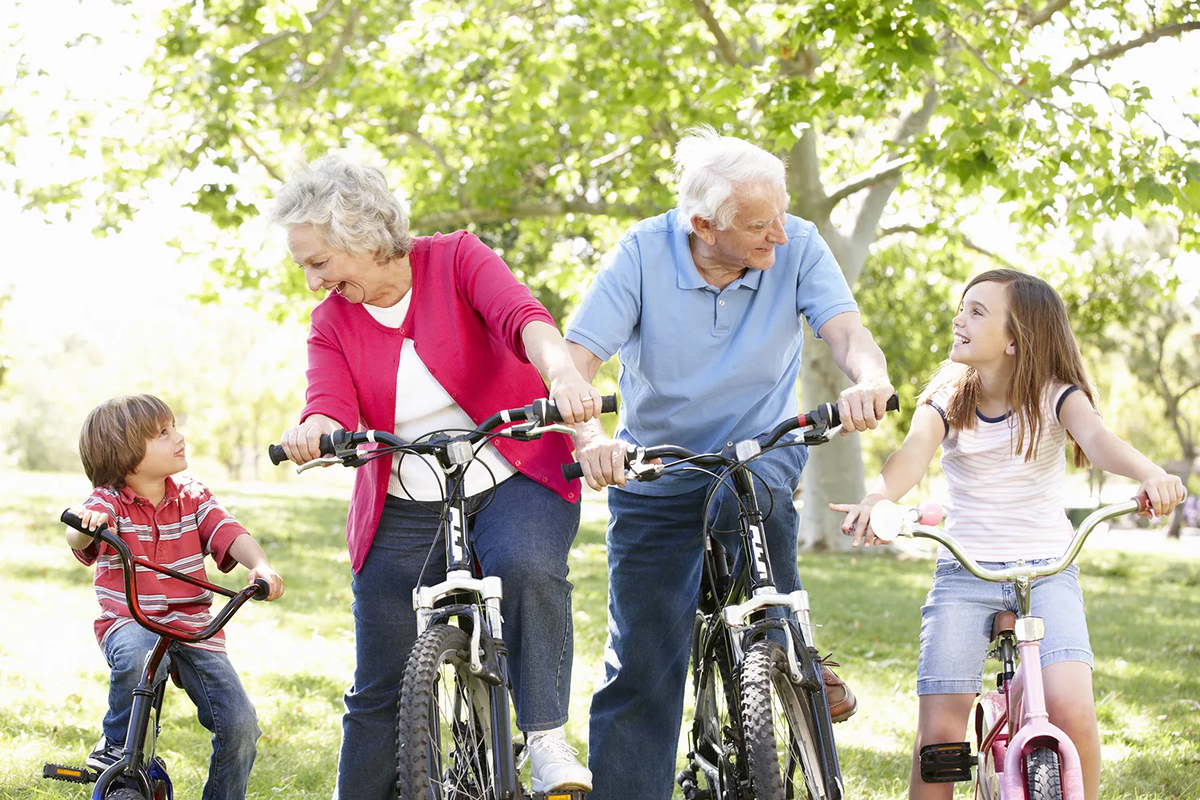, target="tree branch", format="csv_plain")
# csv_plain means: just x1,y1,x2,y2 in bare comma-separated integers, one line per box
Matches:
877,224,1017,267
411,199,657,230
232,129,284,183
690,0,741,67
1019,0,1072,28
848,84,938,264
236,0,342,60
825,155,917,209
1063,21,1200,77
